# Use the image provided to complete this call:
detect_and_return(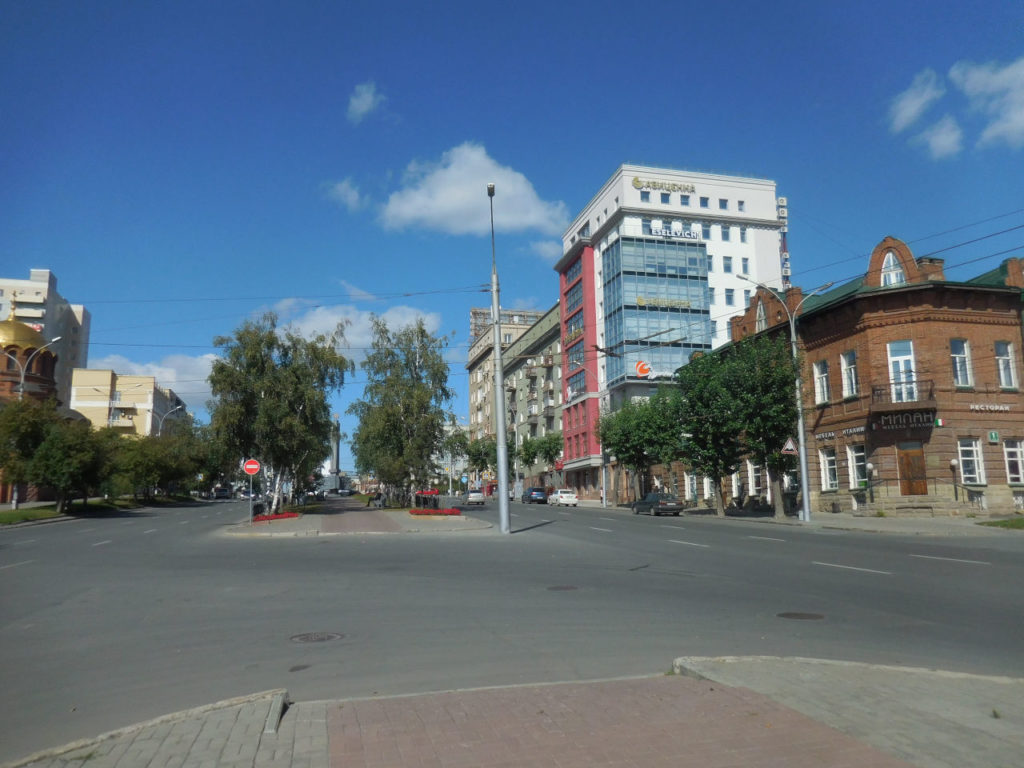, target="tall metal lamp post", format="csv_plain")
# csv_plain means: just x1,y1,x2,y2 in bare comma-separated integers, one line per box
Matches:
738,277,833,522
488,183,511,534
155,404,185,437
